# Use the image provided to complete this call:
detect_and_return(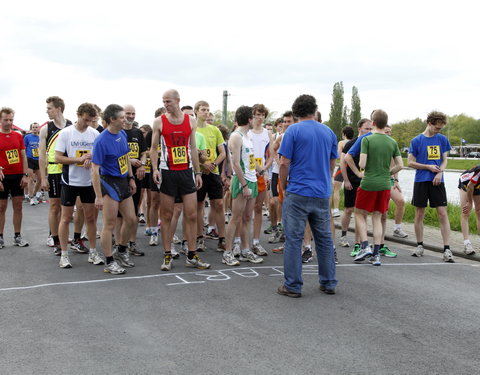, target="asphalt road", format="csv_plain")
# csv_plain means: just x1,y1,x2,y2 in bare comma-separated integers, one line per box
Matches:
1,201,479,374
